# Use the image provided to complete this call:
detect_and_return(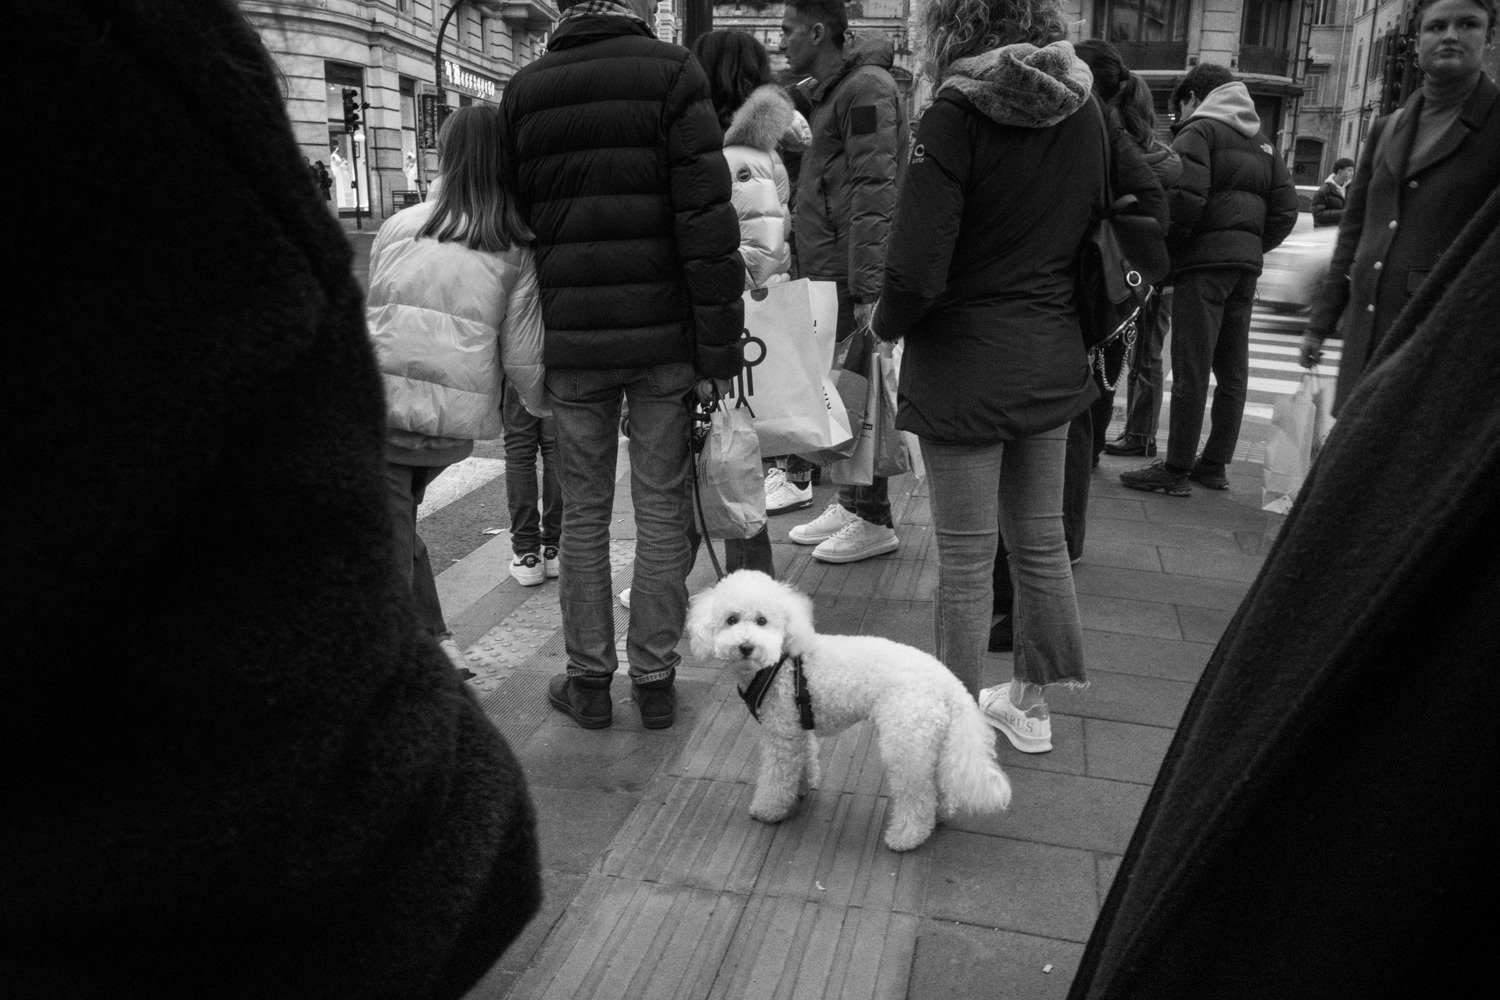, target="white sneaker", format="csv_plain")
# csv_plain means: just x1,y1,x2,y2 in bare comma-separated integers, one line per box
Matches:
764,468,813,514
979,684,1053,753
510,550,544,586
789,502,859,545
618,588,631,609
544,545,560,579
811,518,899,564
